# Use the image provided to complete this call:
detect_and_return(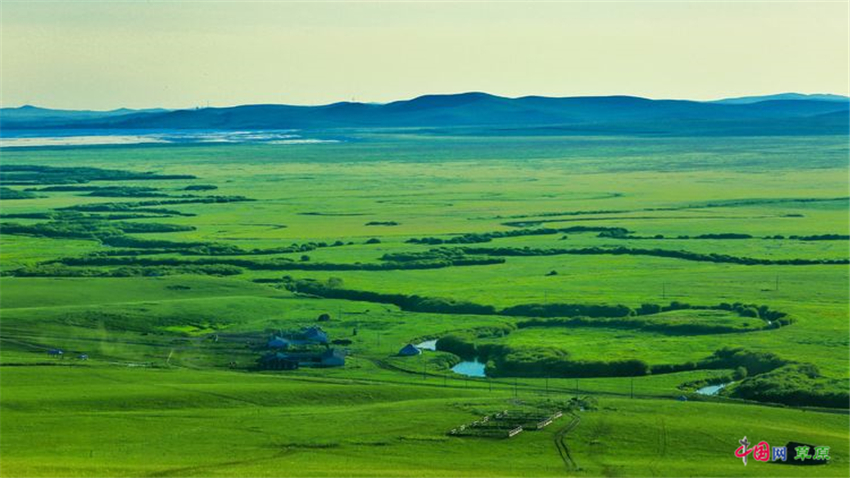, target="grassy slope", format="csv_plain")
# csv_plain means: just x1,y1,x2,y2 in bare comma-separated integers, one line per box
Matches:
1,133,848,476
